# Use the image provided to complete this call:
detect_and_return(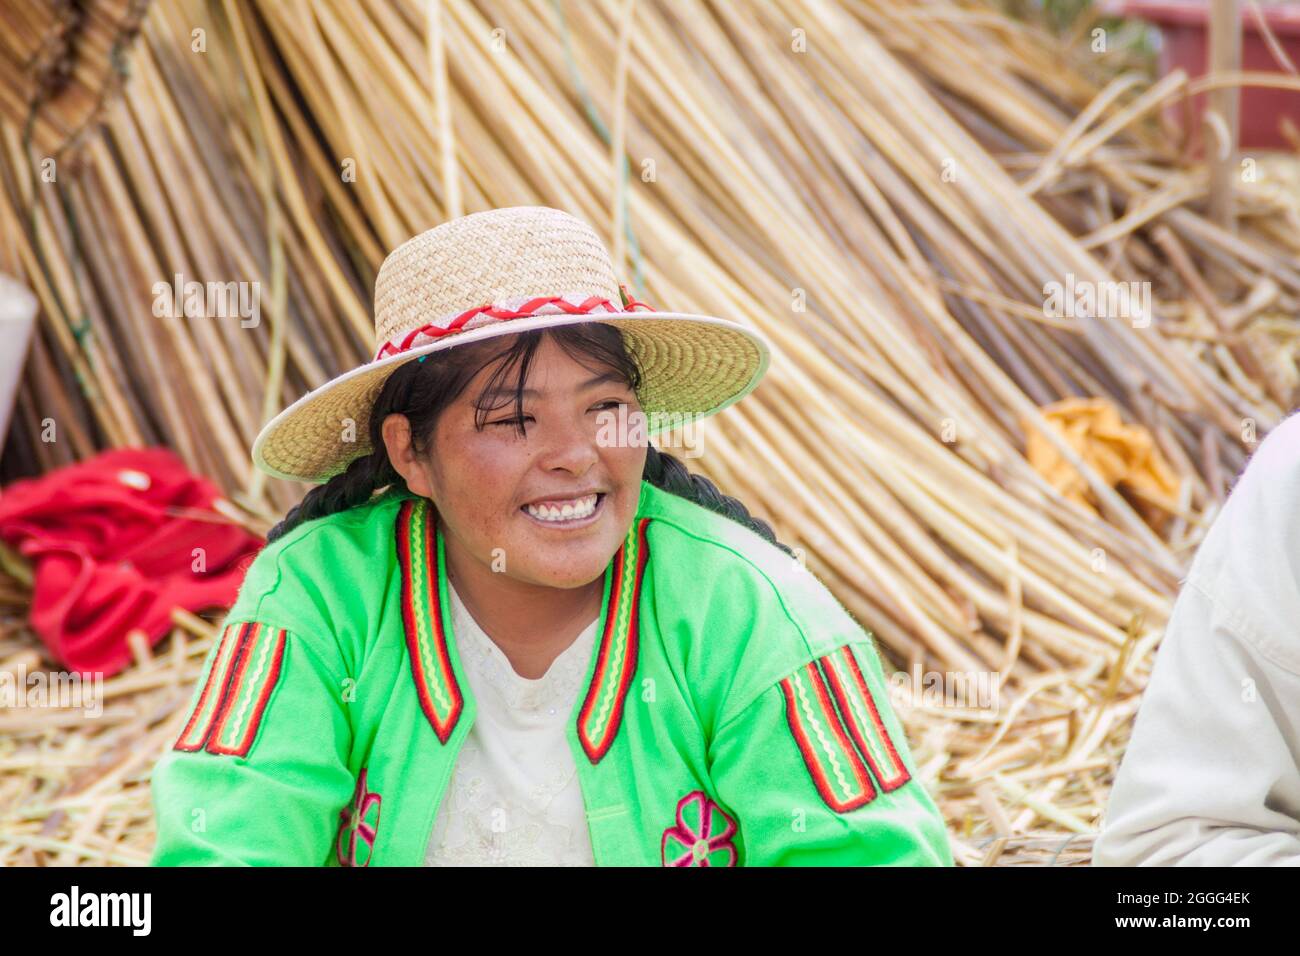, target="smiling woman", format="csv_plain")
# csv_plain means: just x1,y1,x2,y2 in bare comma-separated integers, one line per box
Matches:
269,324,791,675
148,206,953,867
